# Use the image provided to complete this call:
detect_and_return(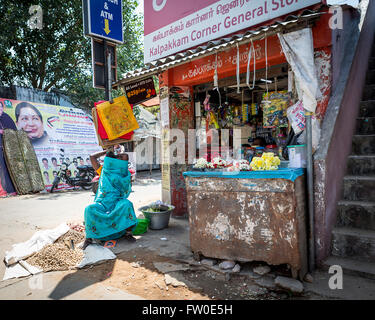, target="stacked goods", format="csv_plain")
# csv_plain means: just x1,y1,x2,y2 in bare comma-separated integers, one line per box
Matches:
250,153,281,171
2,129,44,194
262,91,289,128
